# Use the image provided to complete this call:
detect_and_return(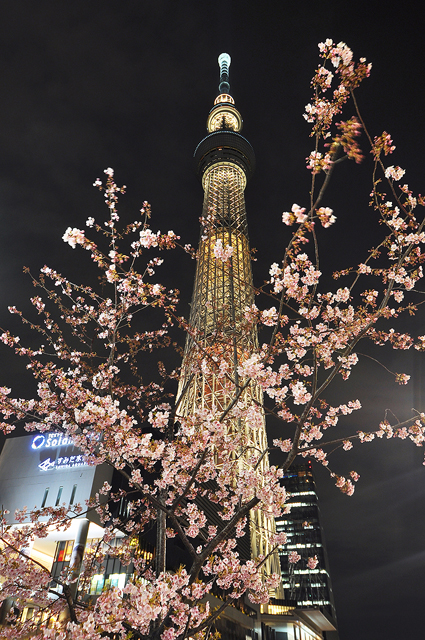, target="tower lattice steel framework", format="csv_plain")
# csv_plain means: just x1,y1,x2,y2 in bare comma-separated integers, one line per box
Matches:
177,54,283,596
